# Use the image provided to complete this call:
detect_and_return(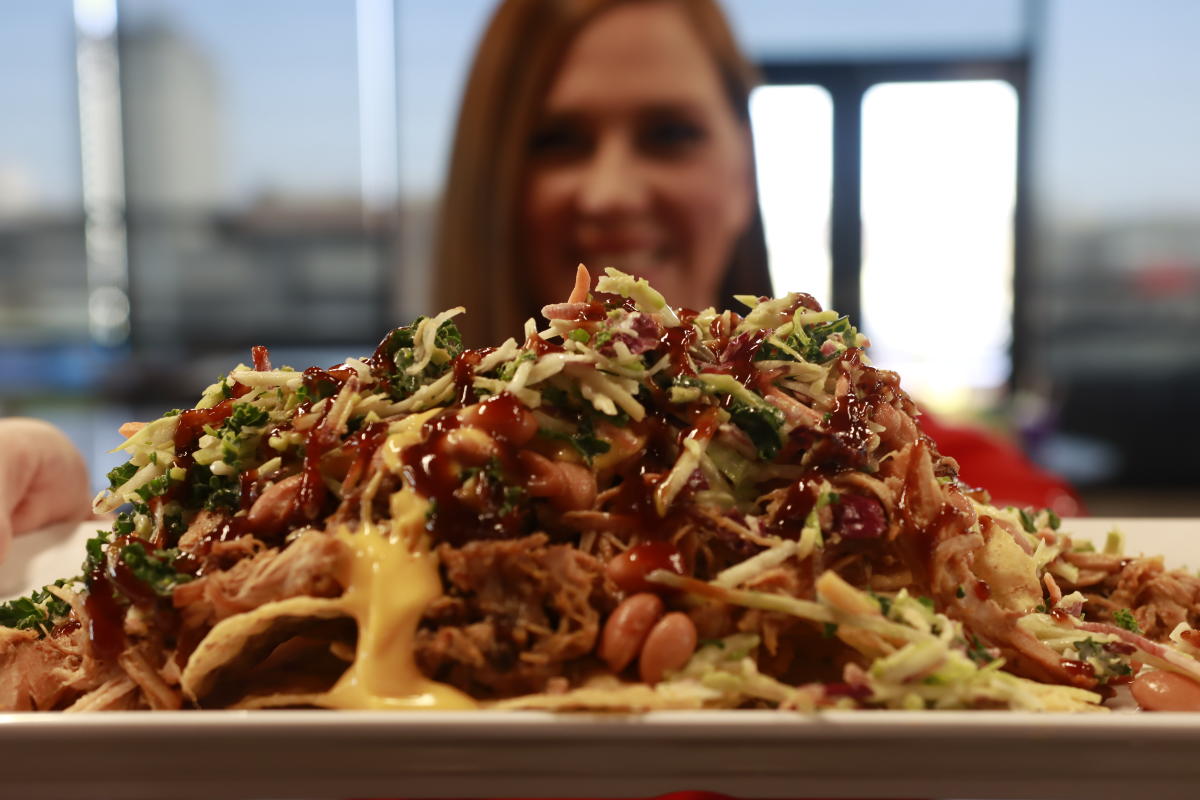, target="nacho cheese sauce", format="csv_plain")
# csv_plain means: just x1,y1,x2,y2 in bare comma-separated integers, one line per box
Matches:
317,411,475,710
